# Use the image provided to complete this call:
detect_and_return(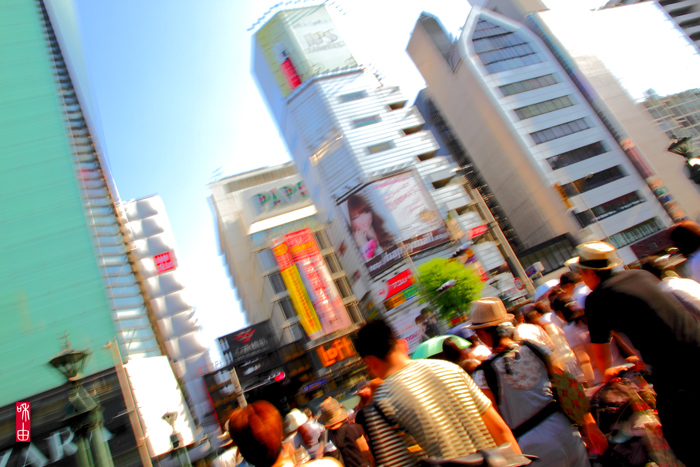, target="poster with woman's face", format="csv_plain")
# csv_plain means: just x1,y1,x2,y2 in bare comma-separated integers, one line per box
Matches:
339,171,449,277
